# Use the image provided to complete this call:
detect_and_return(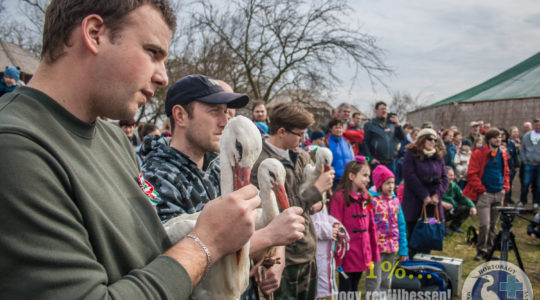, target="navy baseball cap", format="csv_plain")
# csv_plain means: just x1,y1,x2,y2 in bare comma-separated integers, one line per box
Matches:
165,74,249,116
